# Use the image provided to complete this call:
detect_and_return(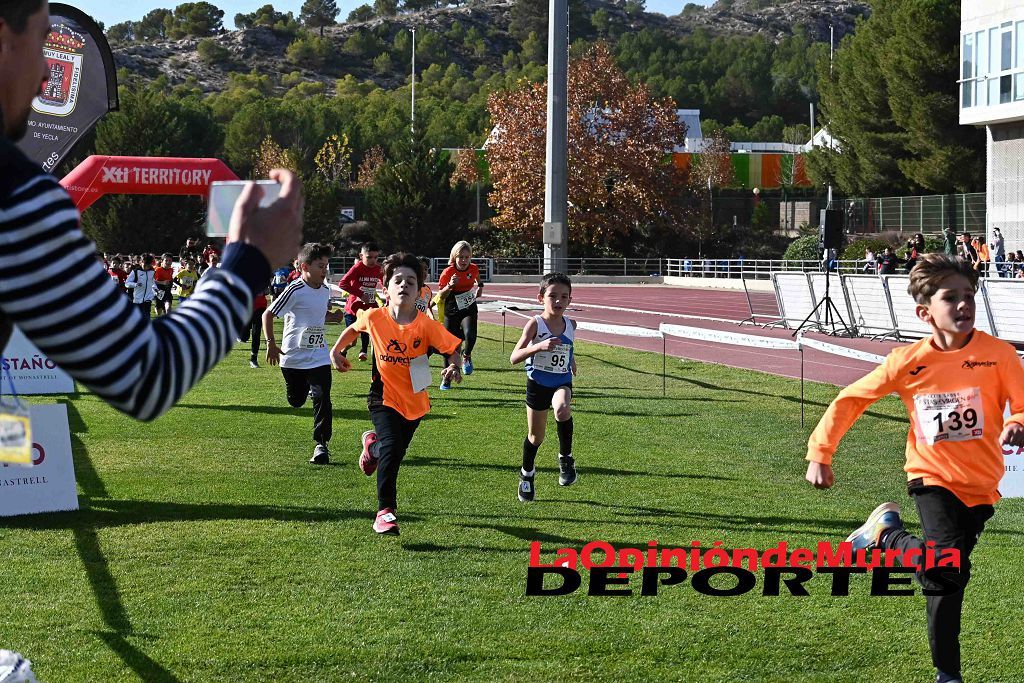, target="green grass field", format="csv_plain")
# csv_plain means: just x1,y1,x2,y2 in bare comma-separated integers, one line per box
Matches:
2,322,1022,682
